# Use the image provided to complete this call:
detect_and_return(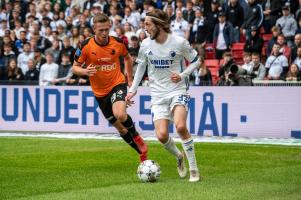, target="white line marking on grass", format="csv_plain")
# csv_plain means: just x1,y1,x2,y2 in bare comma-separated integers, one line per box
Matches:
0,132,300,146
